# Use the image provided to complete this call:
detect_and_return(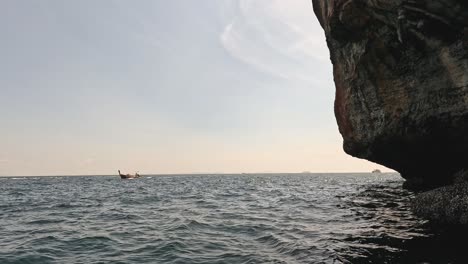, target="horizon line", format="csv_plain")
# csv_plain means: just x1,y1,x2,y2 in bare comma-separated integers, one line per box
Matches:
0,171,397,177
